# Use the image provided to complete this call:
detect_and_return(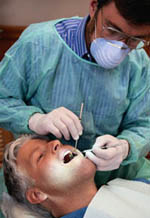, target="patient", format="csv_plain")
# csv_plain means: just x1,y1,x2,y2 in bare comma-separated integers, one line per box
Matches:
1,135,150,218
1,135,97,218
